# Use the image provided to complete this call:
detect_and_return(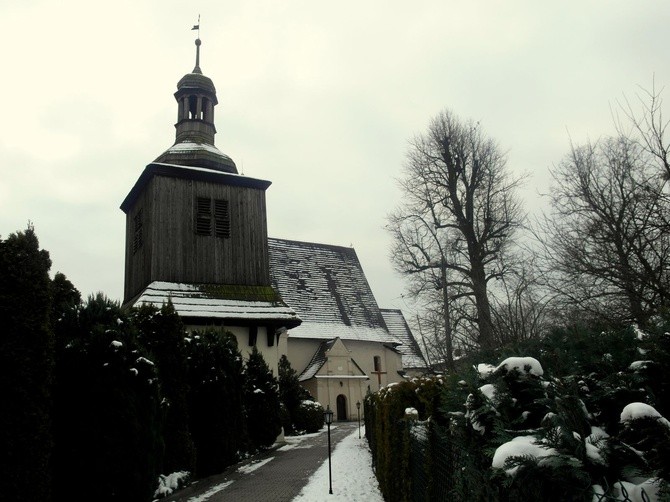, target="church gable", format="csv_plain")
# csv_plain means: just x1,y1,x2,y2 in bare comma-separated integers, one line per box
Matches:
299,337,367,382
